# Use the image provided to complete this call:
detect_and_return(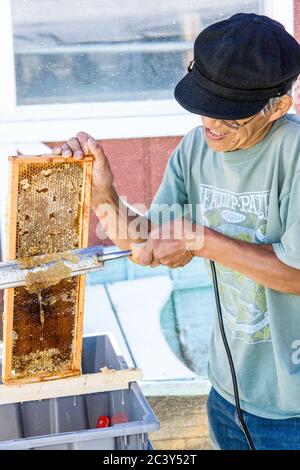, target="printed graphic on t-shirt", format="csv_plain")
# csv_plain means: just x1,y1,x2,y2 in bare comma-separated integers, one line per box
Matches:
200,184,271,344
